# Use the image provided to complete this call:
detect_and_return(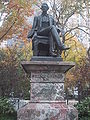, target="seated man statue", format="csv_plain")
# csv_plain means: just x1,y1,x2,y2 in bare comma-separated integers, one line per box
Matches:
27,3,69,57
